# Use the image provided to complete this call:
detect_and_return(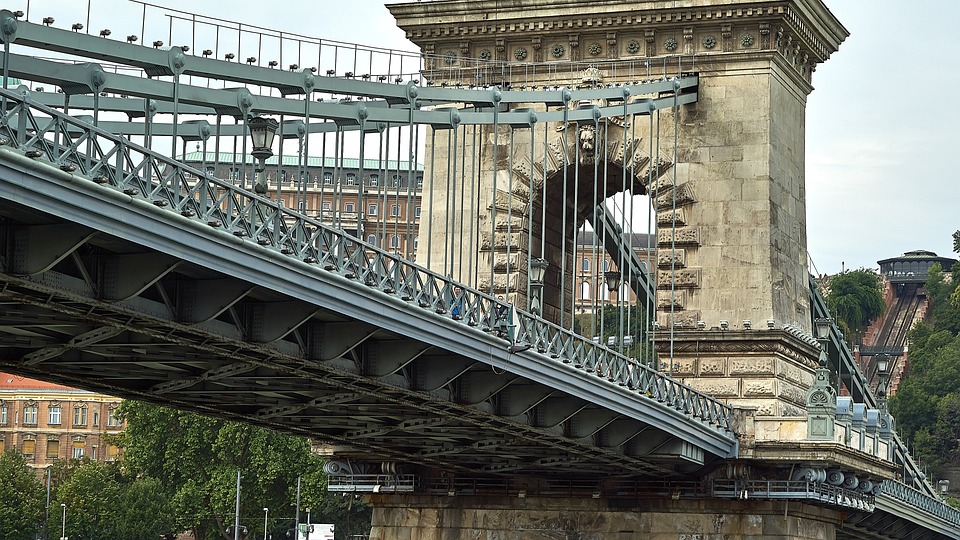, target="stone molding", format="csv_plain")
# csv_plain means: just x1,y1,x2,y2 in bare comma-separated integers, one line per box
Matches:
391,1,848,68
